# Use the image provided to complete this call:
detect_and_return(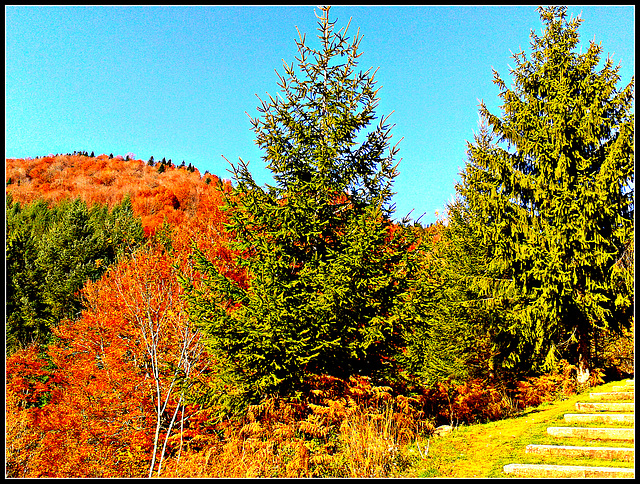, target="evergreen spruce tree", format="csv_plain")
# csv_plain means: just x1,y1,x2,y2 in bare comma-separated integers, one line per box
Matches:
6,195,49,352
456,6,634,374
185,6,414,404
397,206,499,386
